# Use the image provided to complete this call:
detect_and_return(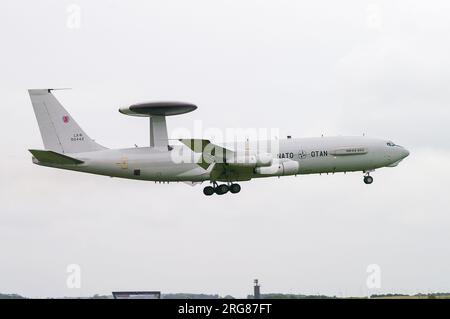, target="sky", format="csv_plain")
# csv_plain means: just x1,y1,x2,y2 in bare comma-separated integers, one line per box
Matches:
1,0,450,298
